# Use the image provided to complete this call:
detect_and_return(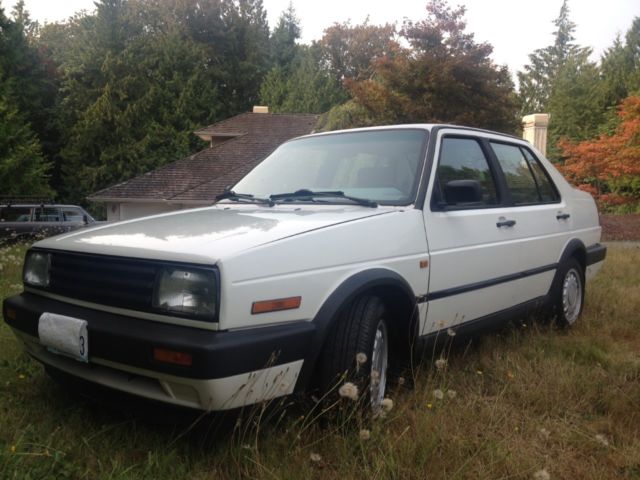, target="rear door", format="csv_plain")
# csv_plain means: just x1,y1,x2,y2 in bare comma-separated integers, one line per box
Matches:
33,206,65,236
421,130,565,334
